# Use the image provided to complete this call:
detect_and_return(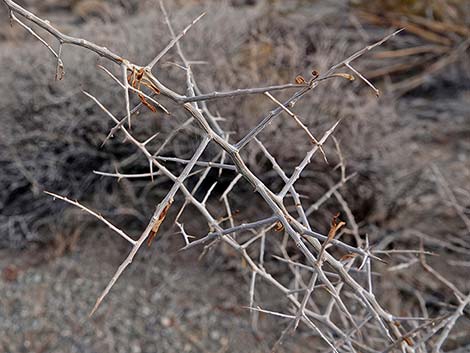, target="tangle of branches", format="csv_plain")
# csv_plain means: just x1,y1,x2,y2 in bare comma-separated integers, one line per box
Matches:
4,1,469,352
